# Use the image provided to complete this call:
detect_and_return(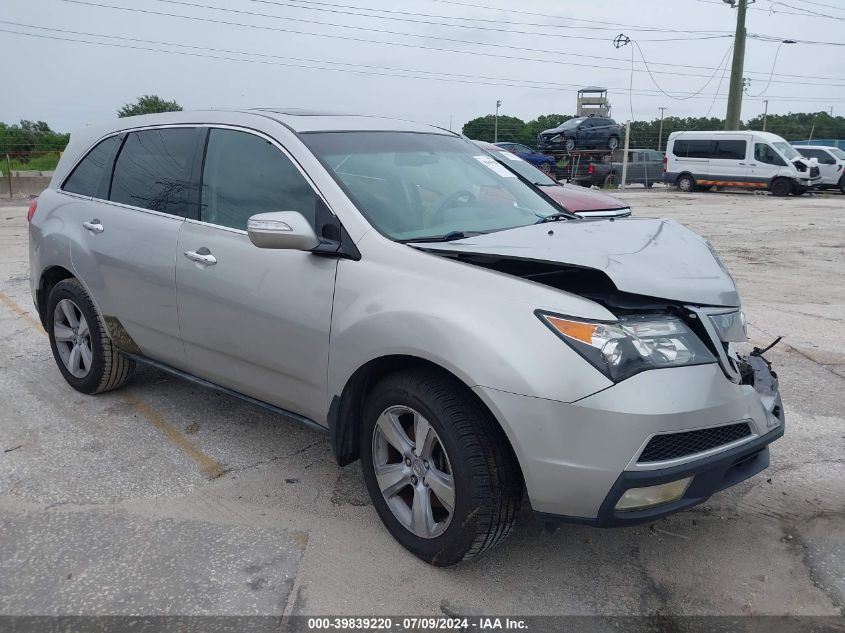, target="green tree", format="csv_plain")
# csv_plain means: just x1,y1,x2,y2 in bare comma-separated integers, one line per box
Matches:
0,120,69,161
462,115,526,143
118,95,183,118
